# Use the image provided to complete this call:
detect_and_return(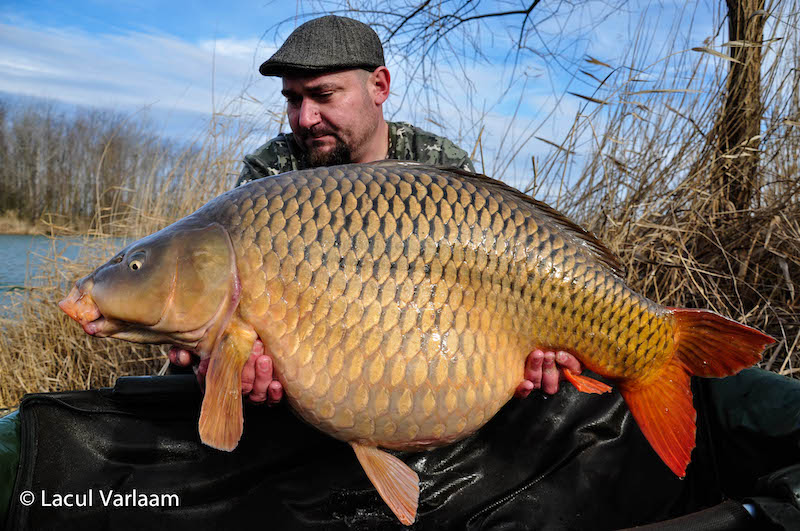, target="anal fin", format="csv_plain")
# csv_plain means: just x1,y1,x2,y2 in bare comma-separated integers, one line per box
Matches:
563,369,612,394
198,321,256,451
351,442,419,526
619,360,696,477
